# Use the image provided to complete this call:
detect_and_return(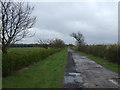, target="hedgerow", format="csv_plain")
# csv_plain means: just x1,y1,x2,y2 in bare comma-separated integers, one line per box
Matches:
78,44,119,64
3,48,61,77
